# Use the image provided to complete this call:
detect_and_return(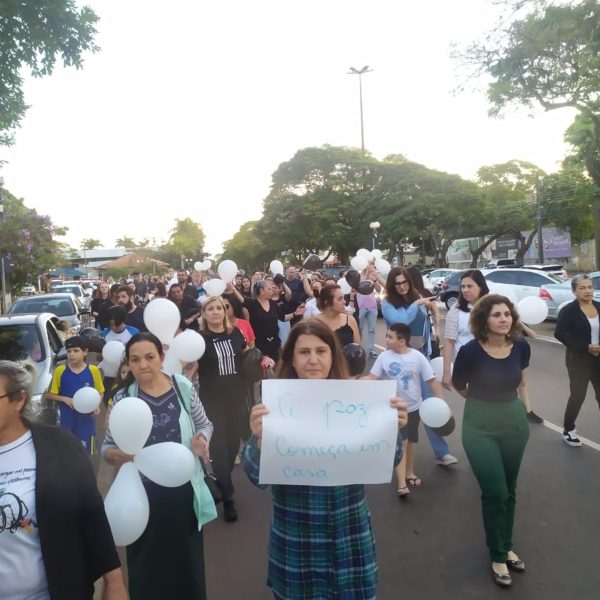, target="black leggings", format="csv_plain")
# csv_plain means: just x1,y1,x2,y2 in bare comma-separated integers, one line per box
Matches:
564,350,600,431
